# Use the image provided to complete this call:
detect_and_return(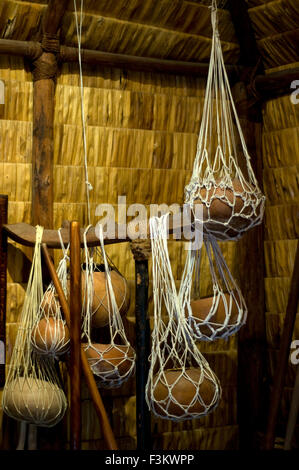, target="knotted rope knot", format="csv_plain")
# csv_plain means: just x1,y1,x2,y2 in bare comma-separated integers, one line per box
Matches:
32,52,58,81
130,238,152,261
85,181,93,191
41,33,60,54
